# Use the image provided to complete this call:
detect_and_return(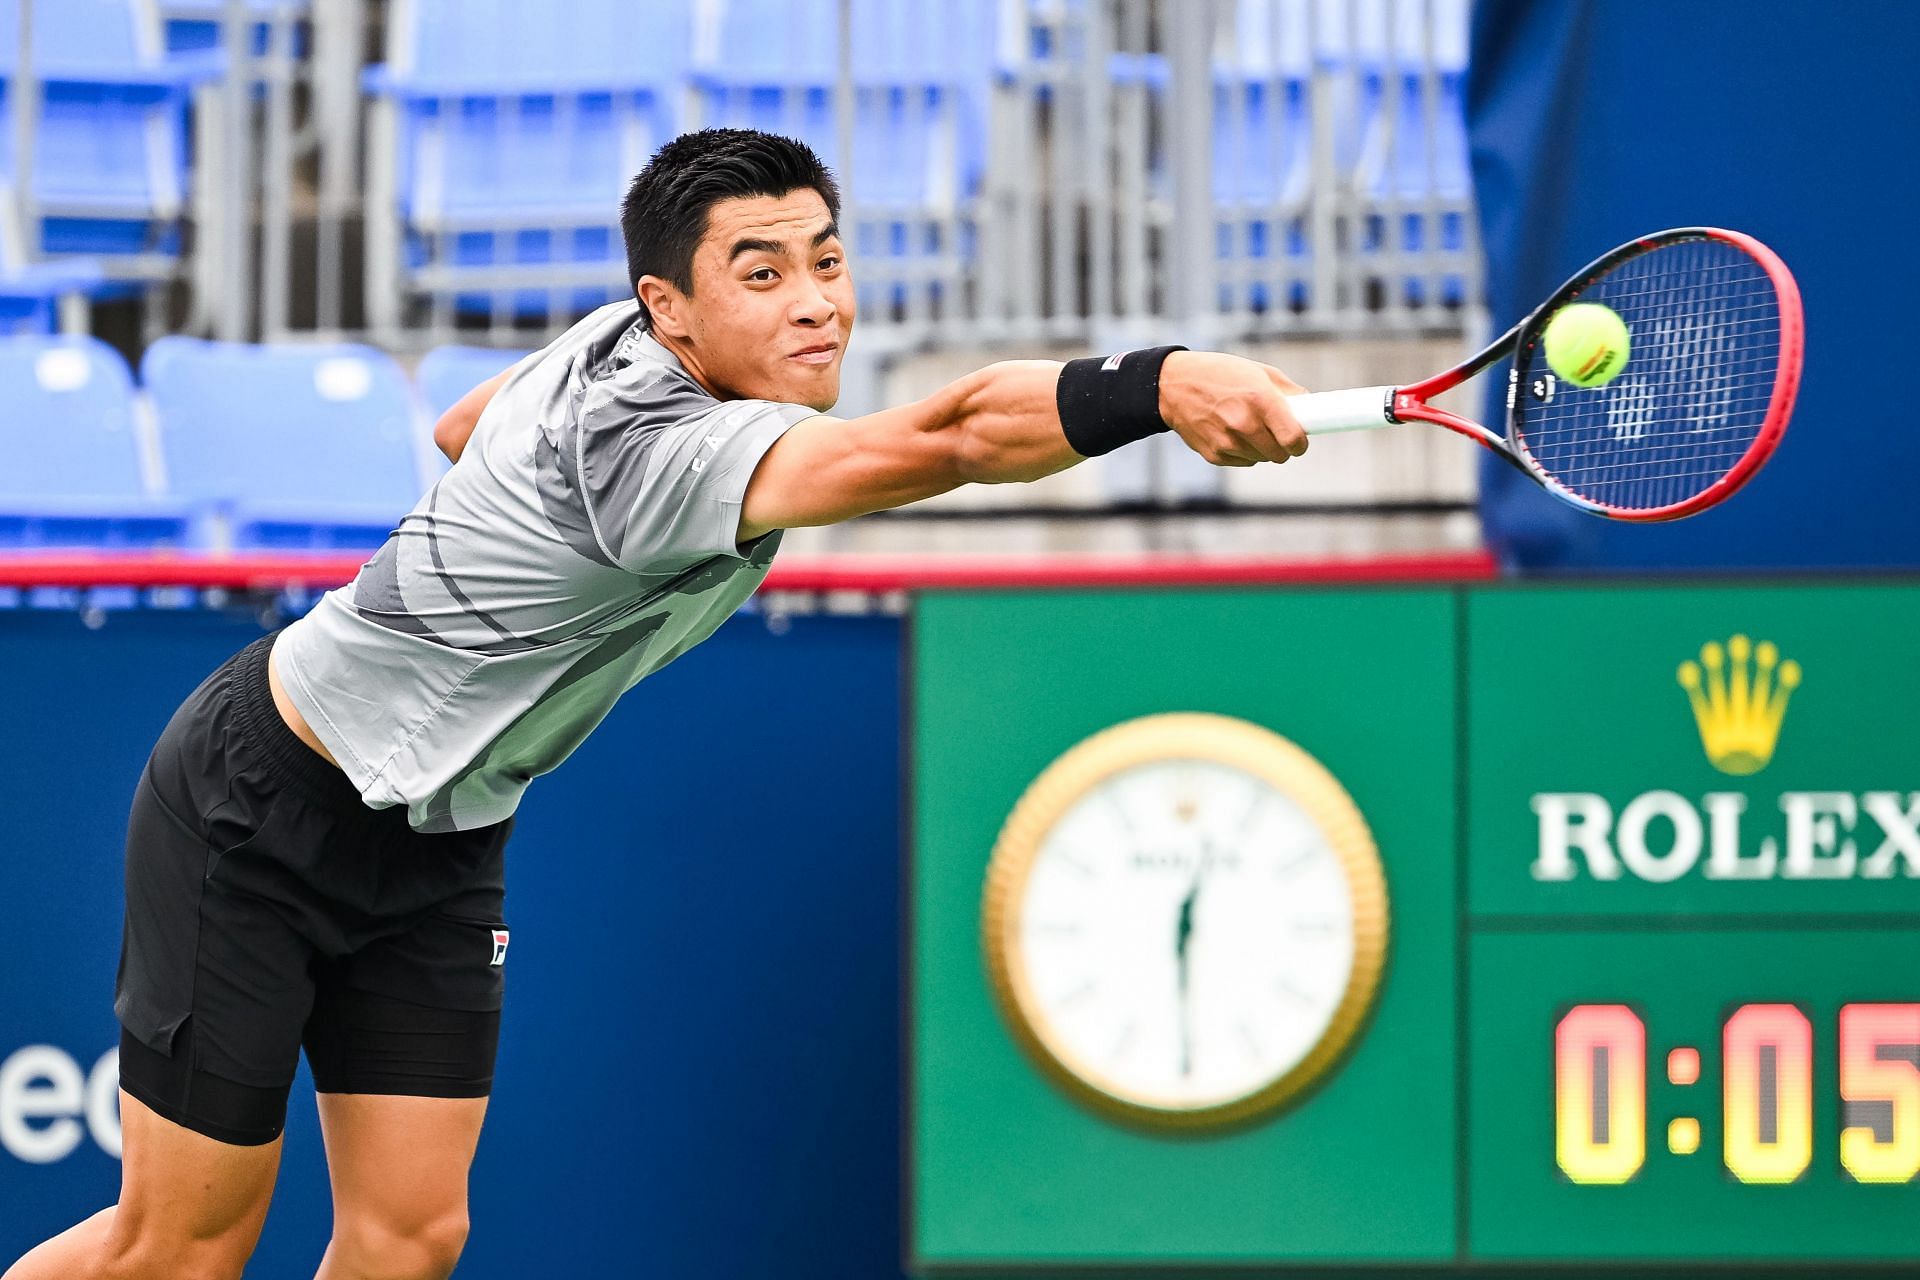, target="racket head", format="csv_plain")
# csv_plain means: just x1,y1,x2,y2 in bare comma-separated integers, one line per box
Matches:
1491,228,1803,521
